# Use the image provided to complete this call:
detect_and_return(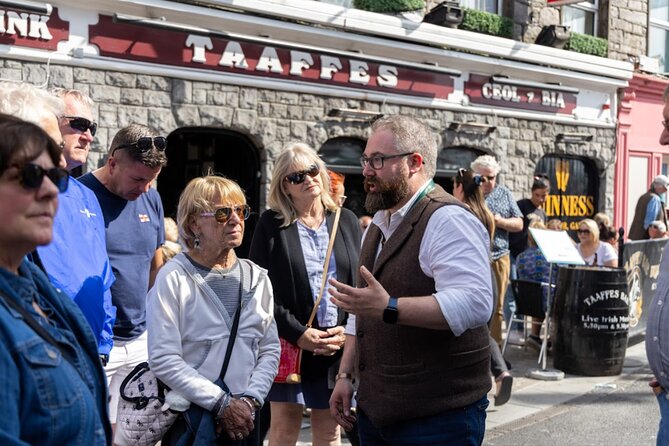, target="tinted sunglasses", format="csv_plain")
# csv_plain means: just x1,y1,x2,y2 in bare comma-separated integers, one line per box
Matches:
18,163,69,193
578,229,590,234
285,165,319,185
200,205,251,223
63,115,97,136
113,136,167,155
